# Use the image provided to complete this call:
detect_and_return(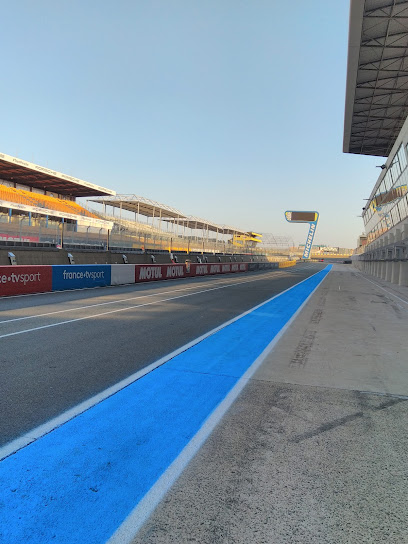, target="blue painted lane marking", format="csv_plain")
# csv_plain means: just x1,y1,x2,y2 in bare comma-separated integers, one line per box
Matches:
0,266,331,544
